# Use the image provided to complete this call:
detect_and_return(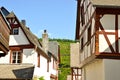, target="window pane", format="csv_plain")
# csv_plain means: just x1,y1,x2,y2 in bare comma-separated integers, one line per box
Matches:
13,52,16,56
17,60,21,63
12,60,16,63
18,56,21,59
13,28,19,35
13,56,16,60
